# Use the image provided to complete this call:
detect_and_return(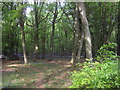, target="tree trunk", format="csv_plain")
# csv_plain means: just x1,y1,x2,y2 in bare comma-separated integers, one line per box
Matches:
101,4,108,44
34,1,39,61
41,29,46,59
50,3,58,60
71,3,80,64
9,28,15,60
19,7,28,64
76,29,84,62
50,20,55,60
78,2,93,62
64,30,68,55
117,2,120,56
